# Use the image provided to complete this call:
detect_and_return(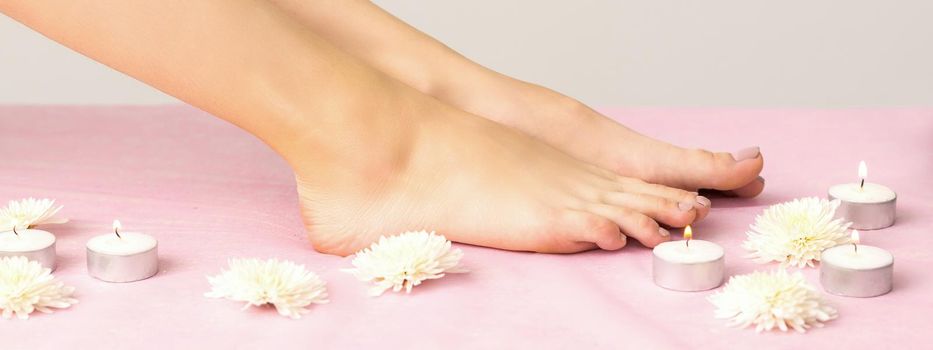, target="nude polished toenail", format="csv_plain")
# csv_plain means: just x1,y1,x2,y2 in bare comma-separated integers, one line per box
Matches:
696,196,711,207
658,227,670,237
732,146,760,161
678,202,693,211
